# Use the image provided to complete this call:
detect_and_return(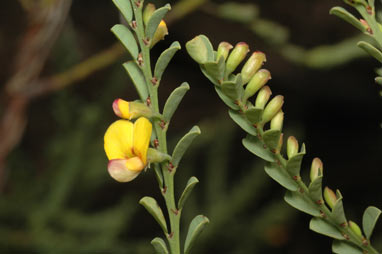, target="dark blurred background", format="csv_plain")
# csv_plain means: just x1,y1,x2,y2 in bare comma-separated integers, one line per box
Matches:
1,0,382,253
